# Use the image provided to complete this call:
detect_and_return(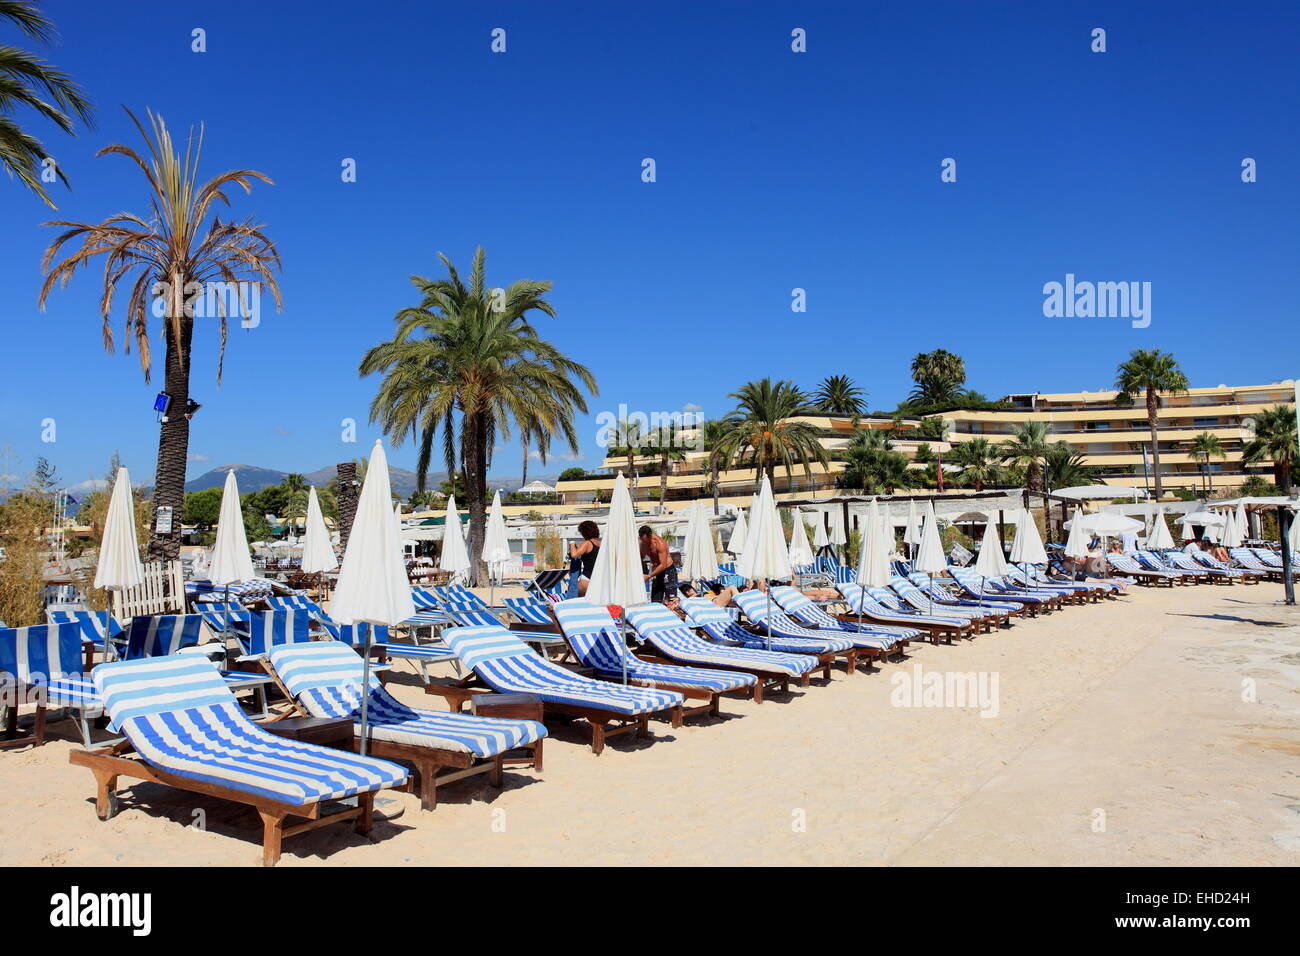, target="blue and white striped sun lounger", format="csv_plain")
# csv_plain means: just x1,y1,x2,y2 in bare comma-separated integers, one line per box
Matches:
1133,551,1203,582
74,654,407,865
235,610,314,660
680,596,856,662
771,585,918,647
46,609,125,661
267,640,545,809
1187,550,1260,582
907,572,1022,612
889,576,1001,627
195,601,254,641
265,596,456,672
186,578,276,602
830,583,959,642
503,596,555,626
1107,553,1181,585
1252,547,1287,568
1004,565,1092,599
442,606,567,653
624,602,819,696
441,625,685,753
949,567,1057,611
736,588,901,655
1230,548,1294,579
1,622,101,747
552,600,755,707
